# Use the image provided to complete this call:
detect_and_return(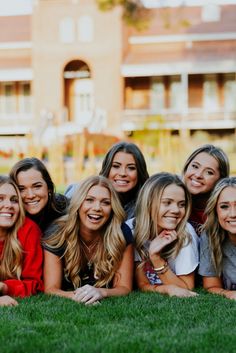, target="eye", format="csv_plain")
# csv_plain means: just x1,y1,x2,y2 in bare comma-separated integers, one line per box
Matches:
191,163,198,169
219,204,229,209
101,200,111,206
162,200,171,206
18,187,25,192
111,163,120,169
206,170,214,176
85,197,93,203
0,196,4,202
34,184,42,189
11,197,19,204
179,202,186,208
127,166,136,171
